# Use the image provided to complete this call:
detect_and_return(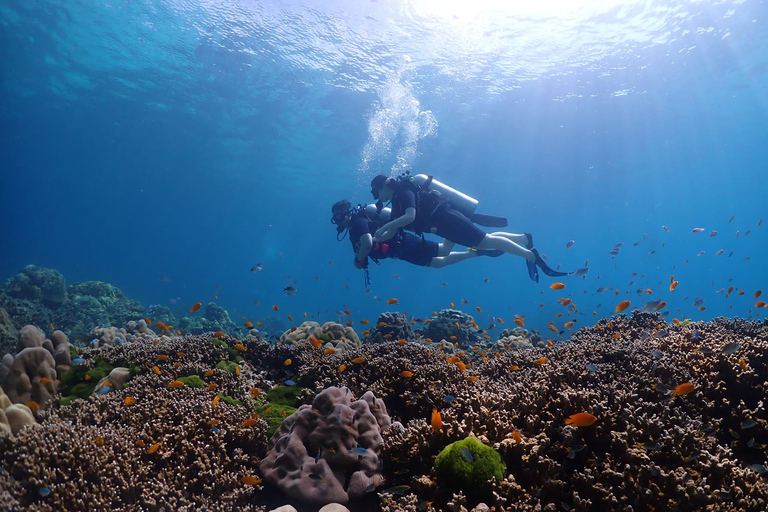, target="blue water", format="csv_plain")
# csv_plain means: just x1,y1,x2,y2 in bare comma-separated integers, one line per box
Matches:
1,0,766,335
